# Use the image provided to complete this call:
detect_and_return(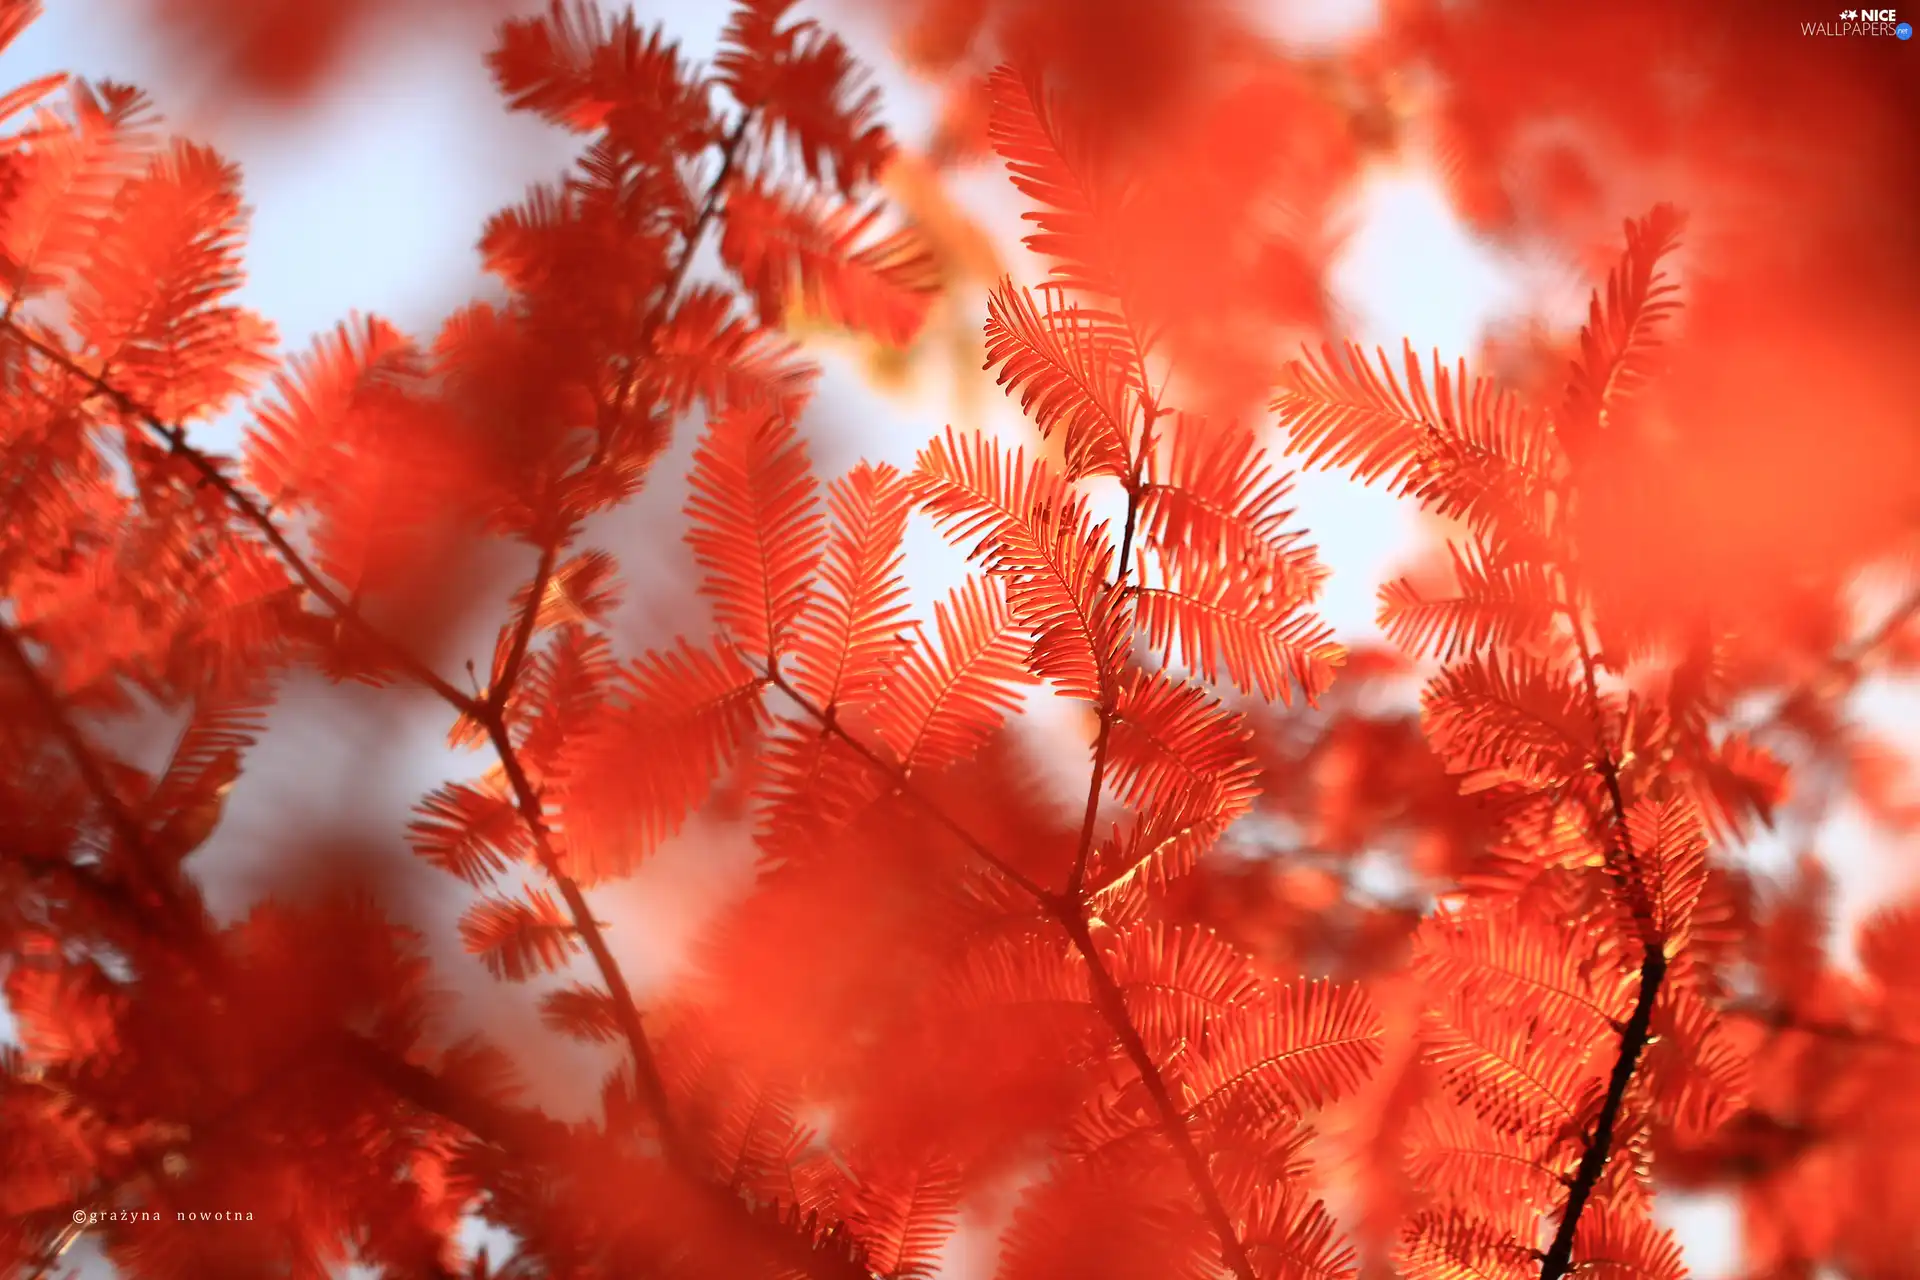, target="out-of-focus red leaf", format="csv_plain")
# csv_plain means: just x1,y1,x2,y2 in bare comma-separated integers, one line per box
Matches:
130,0,512,104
